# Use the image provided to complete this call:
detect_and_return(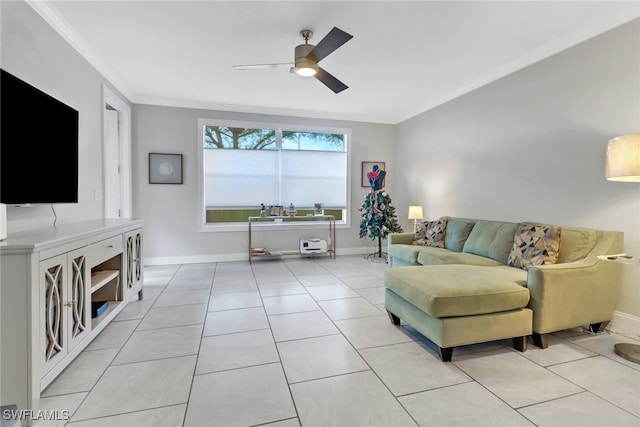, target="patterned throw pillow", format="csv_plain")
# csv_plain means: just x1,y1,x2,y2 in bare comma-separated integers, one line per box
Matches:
415,217,448,248
508,223,562,270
